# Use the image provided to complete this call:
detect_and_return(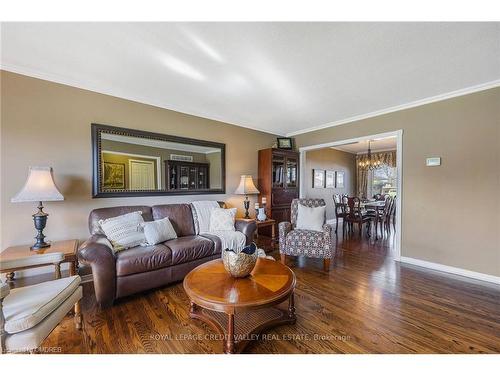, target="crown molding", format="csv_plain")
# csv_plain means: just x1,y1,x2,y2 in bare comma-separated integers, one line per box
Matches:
0,64,282,137
286,79,500,137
